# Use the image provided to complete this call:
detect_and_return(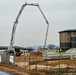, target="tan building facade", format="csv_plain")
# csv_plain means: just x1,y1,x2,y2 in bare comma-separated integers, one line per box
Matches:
59,29,76,51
